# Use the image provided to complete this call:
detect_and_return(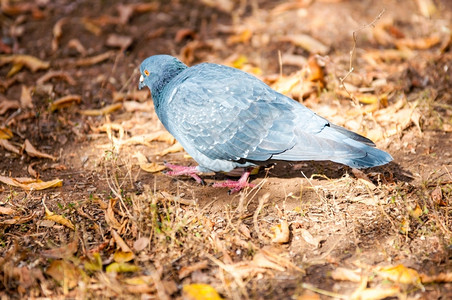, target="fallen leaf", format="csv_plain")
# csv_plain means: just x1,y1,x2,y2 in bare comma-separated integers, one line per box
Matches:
182,283,223,300
106,34,133,49
0,127,13,140
0,54,50,77
84,252,103,272
37,71,76,86
271,219,290,244
134,152,166,173
410,204,423,218
113,251,135,263
24,139,57,160
106,262,140,273
331,267,362,282
175,28,198,43
0,212,35,225
158,142,184,156
351,286,400,300
43,199,75,230
179,260,209,279
301,229,321,247
376,264,421,285
27,162,39,178
0,206,16,215
20,85,33,109
49,95,81,111
111,229,132,253
431,186,445,206
420,272,452,283
79,103,122,116
415,0,437,17
45,260,81,289
0,176,62,190
227,29,252,45
75,51,114,67
67,39,87,56
0,139,20,155
113,90,149,102
0,99,20,115
281,34,329,55
41,237,78,259
133,237,149,252
52,18,68,52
